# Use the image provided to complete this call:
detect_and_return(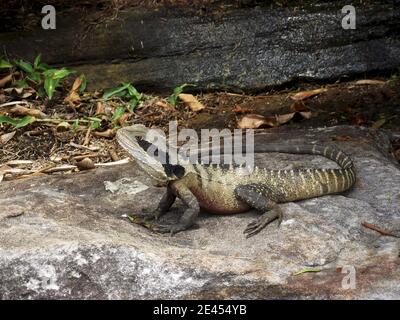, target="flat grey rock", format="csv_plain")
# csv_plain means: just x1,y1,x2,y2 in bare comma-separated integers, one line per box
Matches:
0,125,399,299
